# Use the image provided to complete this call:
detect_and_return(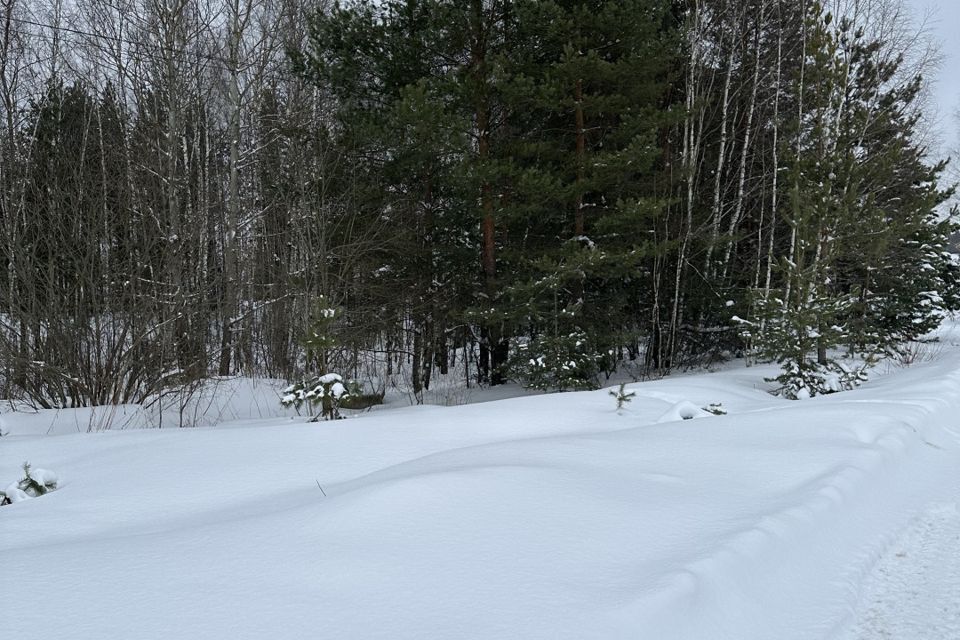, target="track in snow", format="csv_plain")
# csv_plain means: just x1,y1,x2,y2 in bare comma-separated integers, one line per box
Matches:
845,502,960,640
